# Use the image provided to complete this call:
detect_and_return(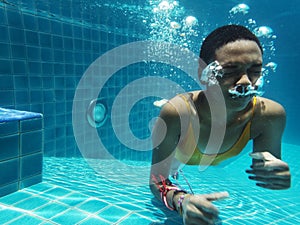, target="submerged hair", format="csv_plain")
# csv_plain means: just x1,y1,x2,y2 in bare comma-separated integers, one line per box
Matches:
200,24,263,64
